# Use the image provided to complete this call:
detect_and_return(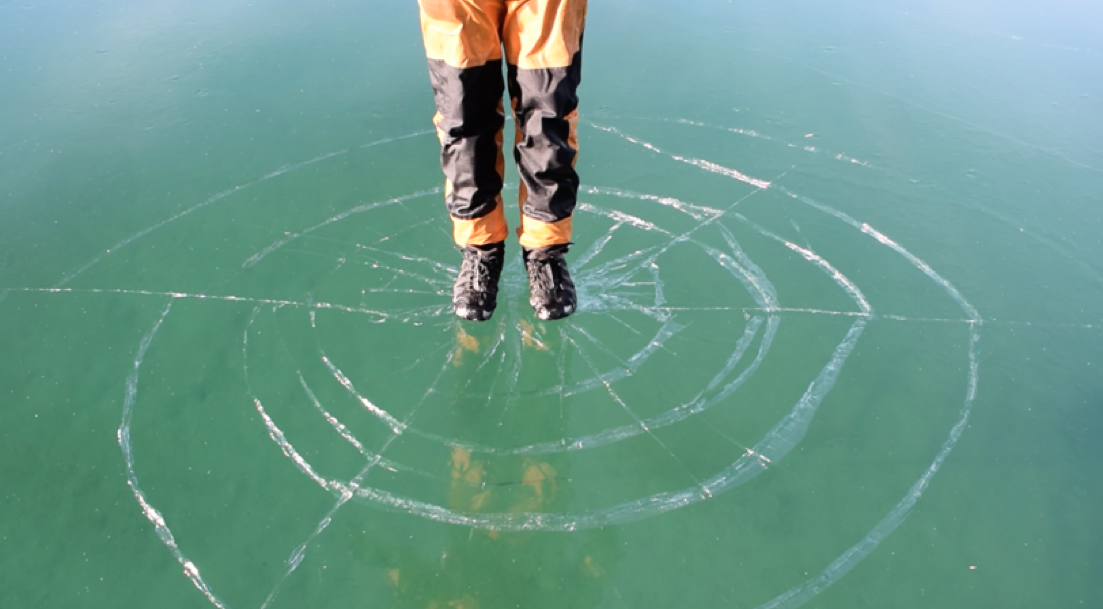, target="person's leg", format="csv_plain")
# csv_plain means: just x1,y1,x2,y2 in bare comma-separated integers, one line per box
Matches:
418,0,509,320
504,0,587,320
